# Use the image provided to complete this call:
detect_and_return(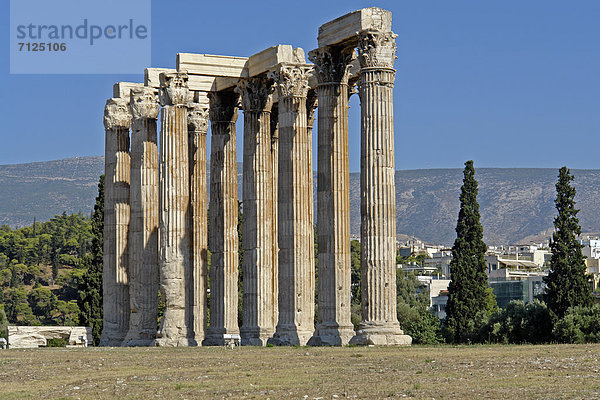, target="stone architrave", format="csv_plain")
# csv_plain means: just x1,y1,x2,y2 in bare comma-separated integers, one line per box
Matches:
100,98,132,347
155,71,195,347
203,90,241,346
308,45,356,346
350,30,411,346
268,64,315,346
123,87,160,347
188,101,210,343
236,76,277,346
